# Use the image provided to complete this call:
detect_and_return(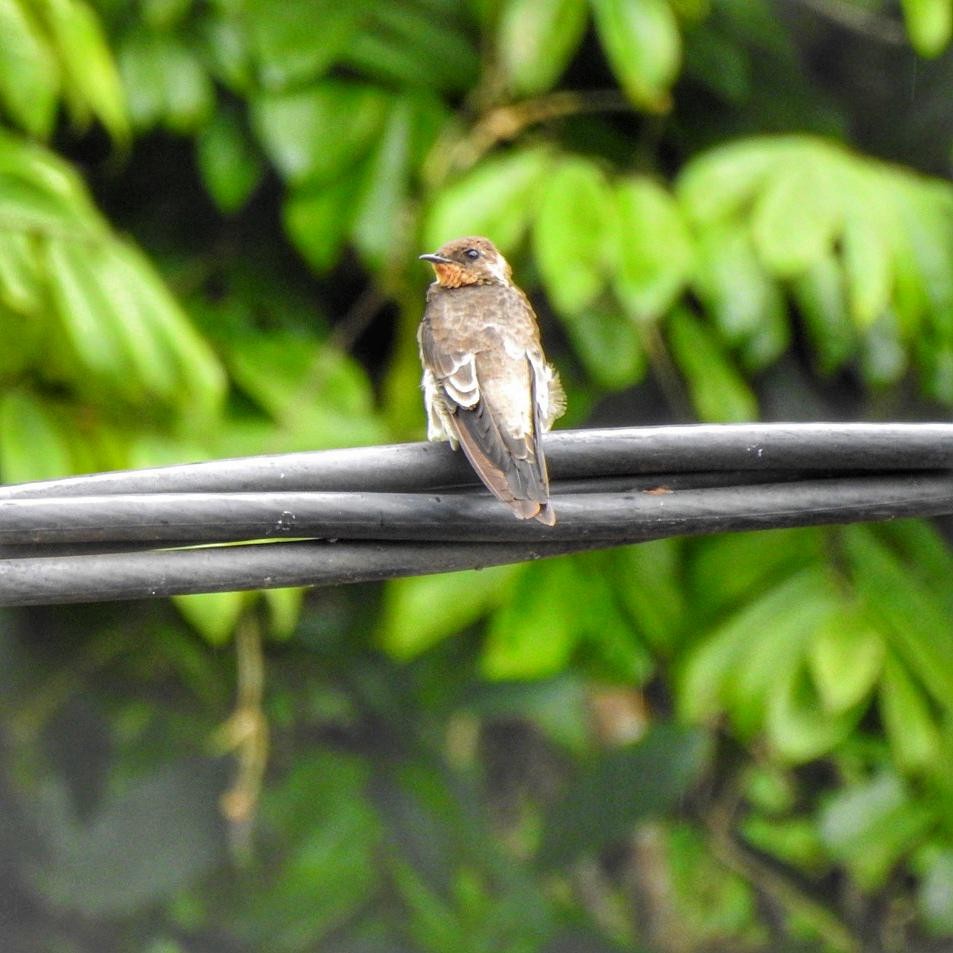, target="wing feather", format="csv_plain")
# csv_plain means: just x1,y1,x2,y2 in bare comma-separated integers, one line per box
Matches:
420,319,552,522
419,285,562,524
